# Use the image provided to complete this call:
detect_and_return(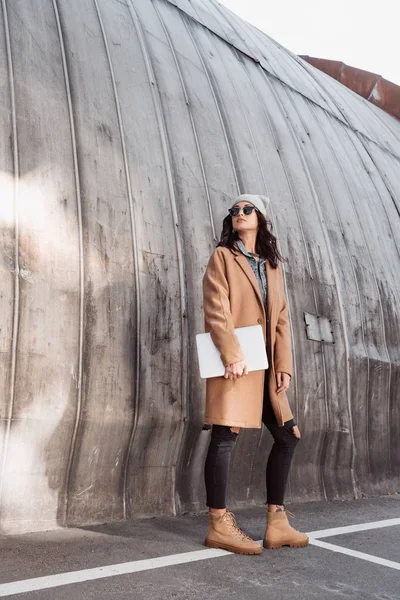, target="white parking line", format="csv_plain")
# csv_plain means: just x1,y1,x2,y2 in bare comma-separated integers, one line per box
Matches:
308,518,400,539
0,548,230,598
309,539,400,570
0,518,399,597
